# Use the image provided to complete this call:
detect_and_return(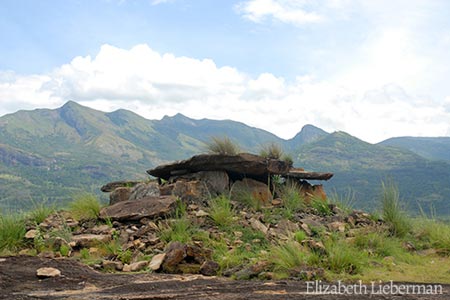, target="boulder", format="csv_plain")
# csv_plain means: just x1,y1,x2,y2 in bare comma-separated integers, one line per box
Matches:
231,178,273,207
170,171,229,196
171,180,210,203
129,182,160,201
99,195,177,222
249,217,269,235
147,153,291,181
298,181,327,203
109,187,131,205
